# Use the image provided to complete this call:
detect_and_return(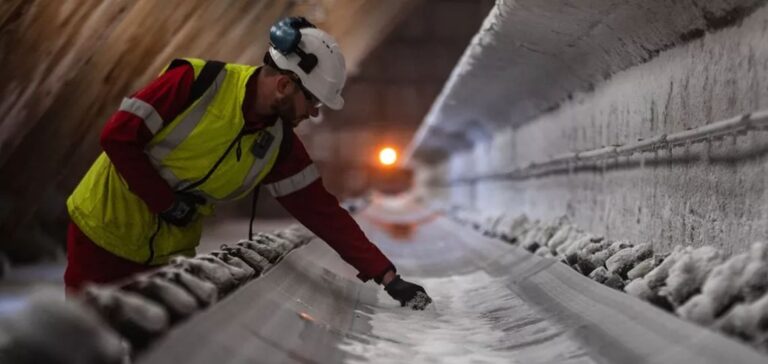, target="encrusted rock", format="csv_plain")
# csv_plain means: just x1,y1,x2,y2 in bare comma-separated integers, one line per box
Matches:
169,256,238,296
498,214,530,243
154,268,218,307
211,251,257,279
606,243,652,278
661,246,724,308
677,252,750,325
238,240,281,263
626,254,666,280
0,289,125,364
714,292,768,341
82,285,169,349
122,275,199,321
644,246,686,290
589,267,624,290
546,224,574,252
738,259,768,302
220,244,270,274
198,254,252,285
